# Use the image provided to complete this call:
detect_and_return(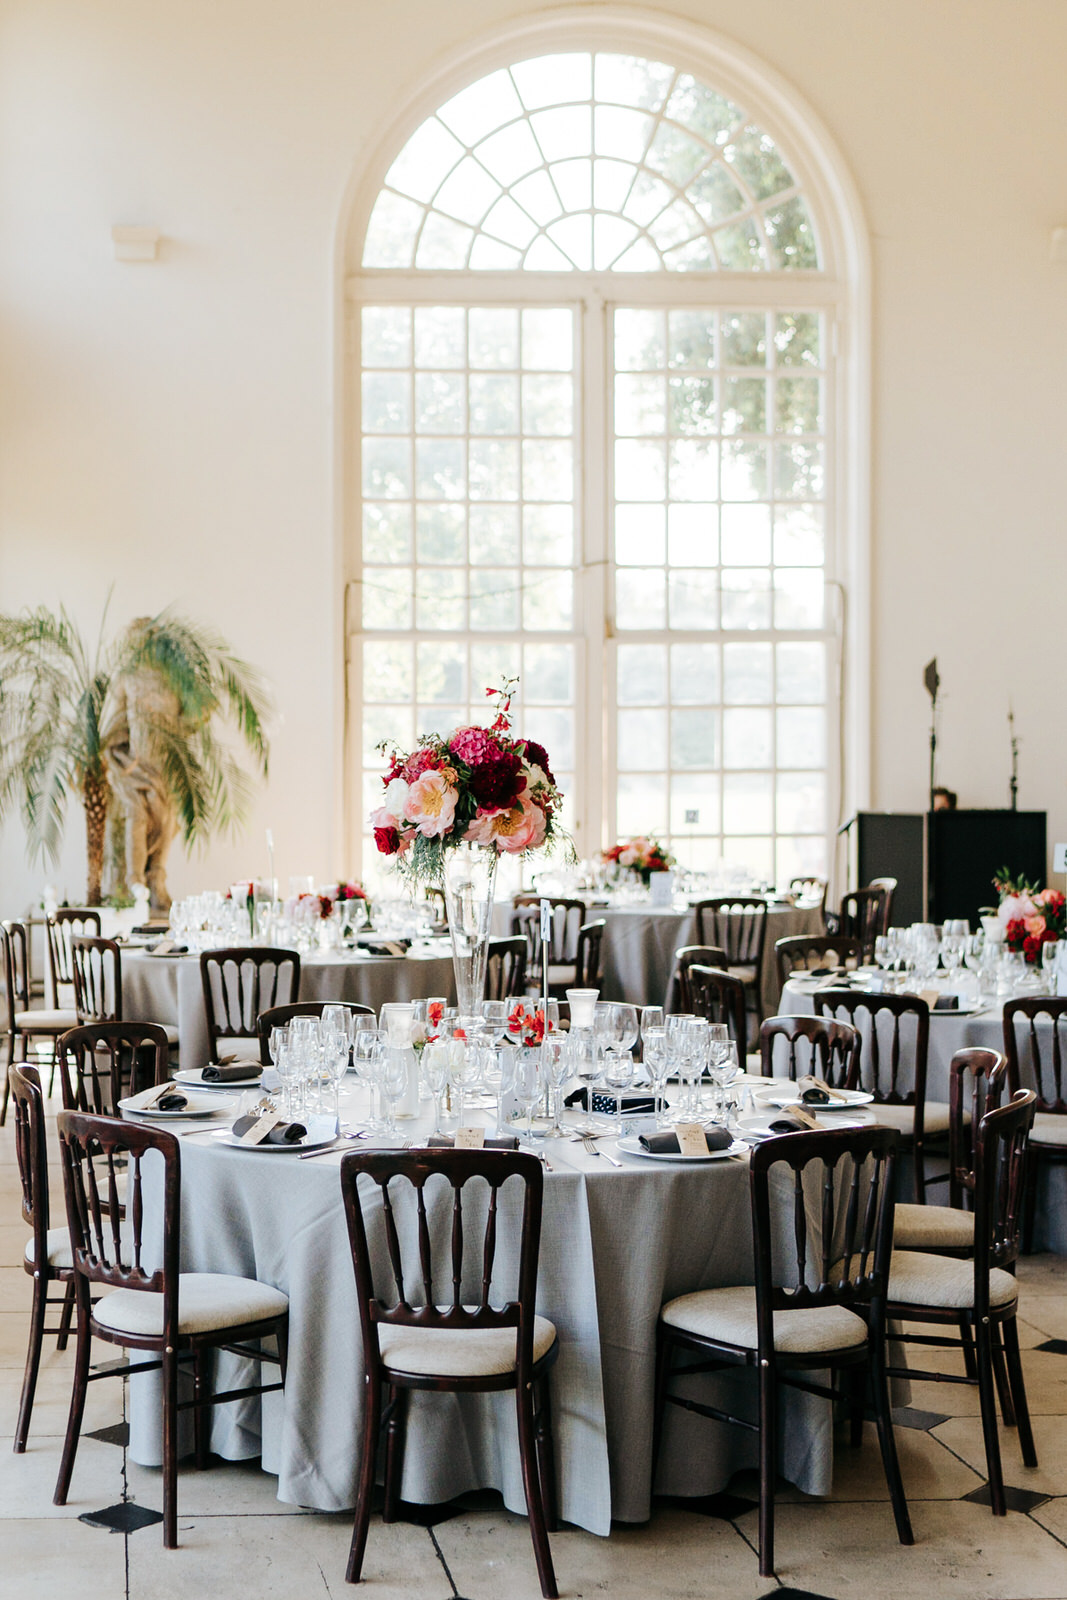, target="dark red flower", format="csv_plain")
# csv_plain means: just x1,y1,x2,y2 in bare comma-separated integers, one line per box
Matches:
521,739,554,784
374,825,400,856
468,750,524,812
